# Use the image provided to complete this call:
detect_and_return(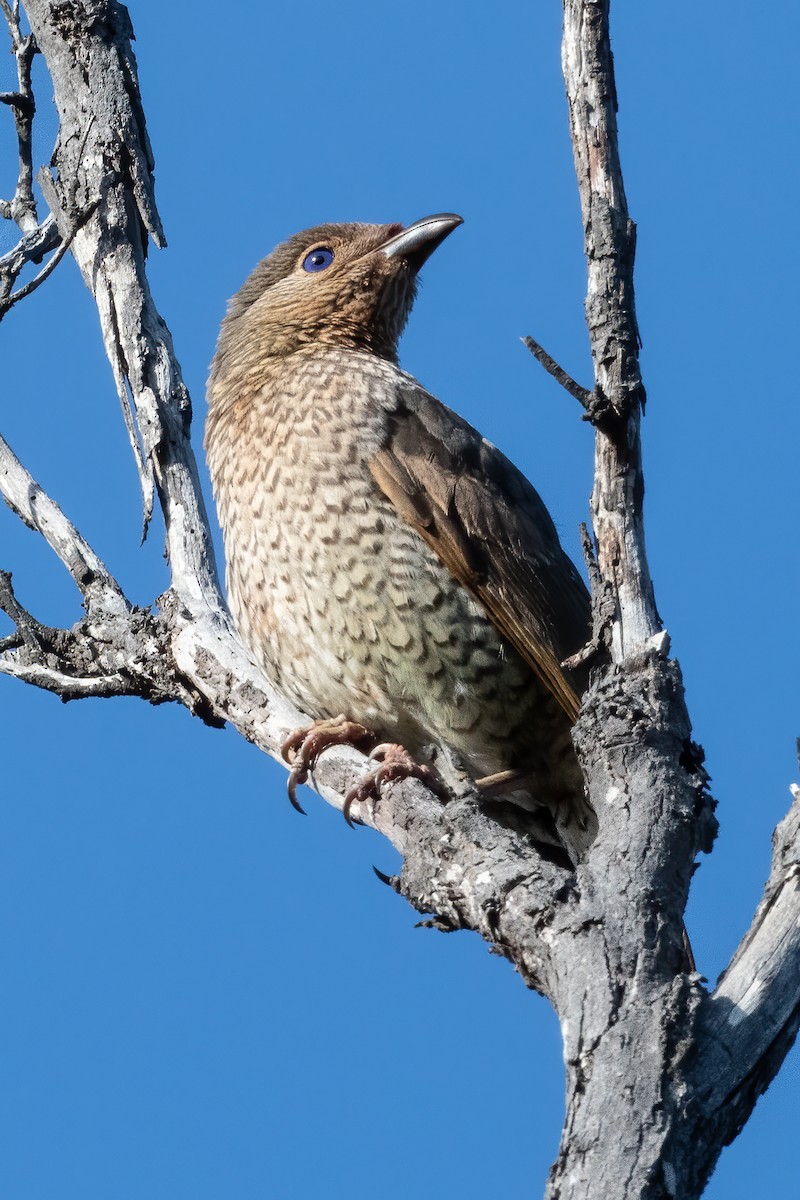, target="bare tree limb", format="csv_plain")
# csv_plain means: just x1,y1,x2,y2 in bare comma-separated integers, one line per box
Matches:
562,0,656,661
0,431,128,612
0,568,47,650
685,786,800,1175
29,0,165,529
540,6,798,1198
